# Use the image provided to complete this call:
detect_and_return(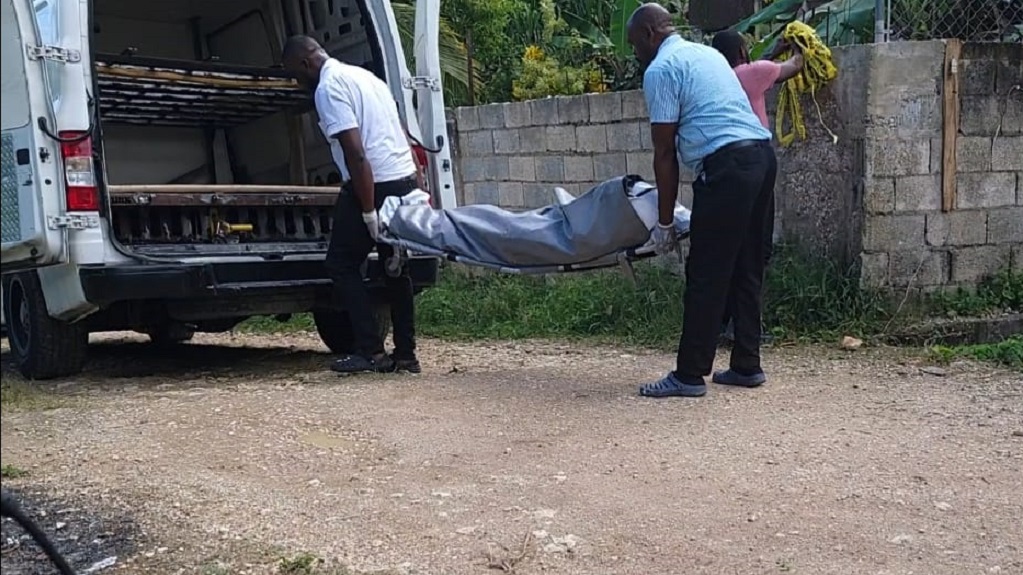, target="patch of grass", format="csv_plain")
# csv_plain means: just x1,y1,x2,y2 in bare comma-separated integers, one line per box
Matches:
1,464,29,479
416,245,893,347
236,313,315,334
930,335,1023,371
1,379,66,411
929,267,1023,317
